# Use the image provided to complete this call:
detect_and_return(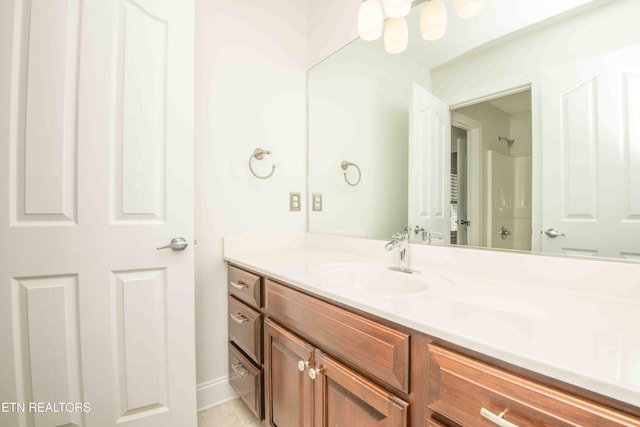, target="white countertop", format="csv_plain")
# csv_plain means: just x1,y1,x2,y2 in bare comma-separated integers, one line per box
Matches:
223,233,640,408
